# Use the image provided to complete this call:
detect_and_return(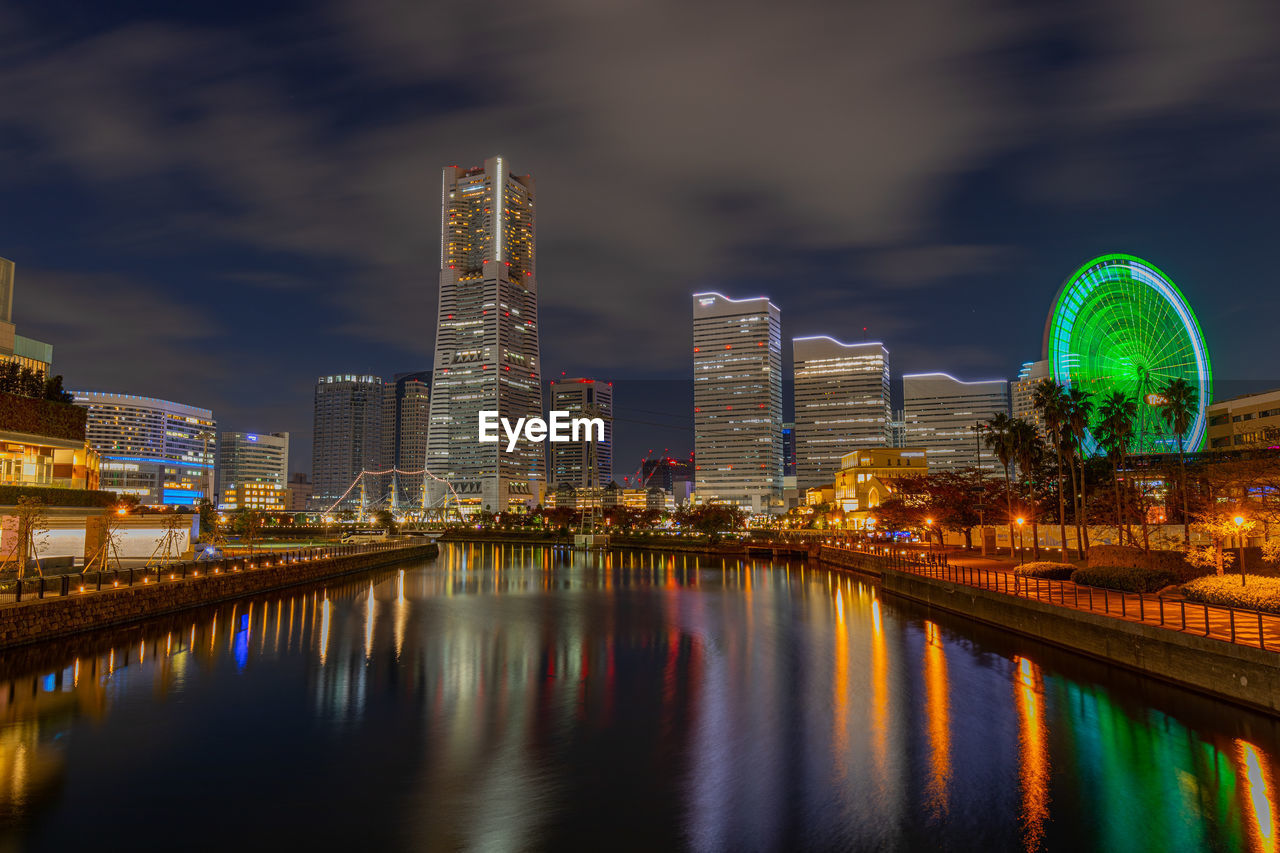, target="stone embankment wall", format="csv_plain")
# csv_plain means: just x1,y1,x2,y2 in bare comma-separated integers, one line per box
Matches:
0,543,437,649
